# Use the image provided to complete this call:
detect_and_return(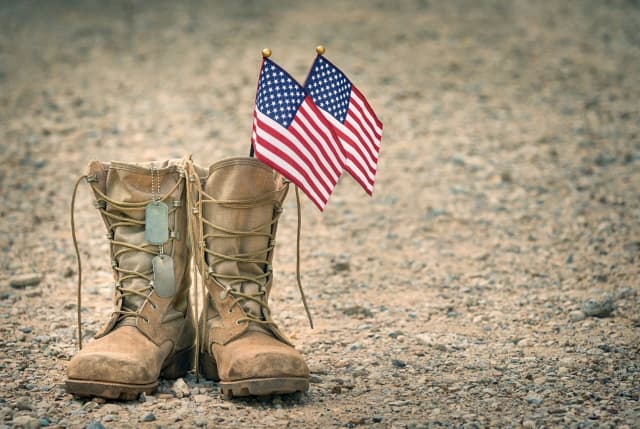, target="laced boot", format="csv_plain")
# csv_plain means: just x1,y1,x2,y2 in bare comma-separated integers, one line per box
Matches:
66,159,196,400
187,157,310,399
